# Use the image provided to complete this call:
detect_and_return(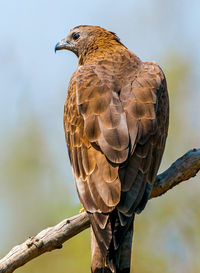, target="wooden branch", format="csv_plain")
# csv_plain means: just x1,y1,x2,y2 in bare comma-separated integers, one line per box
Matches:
0,148,200,273
0,213,90,273
150,148,200,198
